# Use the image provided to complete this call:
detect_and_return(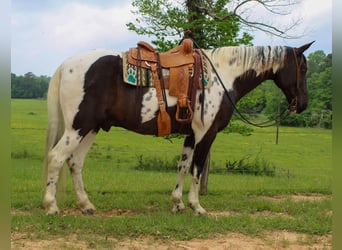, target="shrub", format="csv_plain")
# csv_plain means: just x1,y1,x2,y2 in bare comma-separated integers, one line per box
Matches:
134,153,290,178
222,122,254,136
135,154,179,172
225,154,277,176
